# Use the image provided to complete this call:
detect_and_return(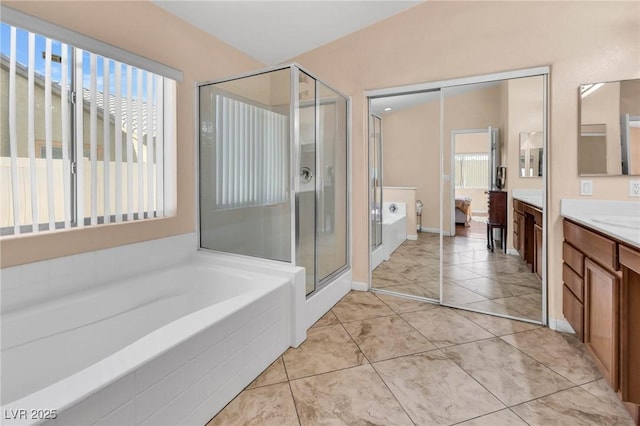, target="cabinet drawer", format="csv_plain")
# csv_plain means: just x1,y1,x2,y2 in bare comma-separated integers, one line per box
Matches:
563,262,584,302
563,220,618,271
620,245,640,274
563,242,584,277
563,285,584,341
